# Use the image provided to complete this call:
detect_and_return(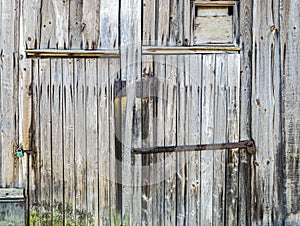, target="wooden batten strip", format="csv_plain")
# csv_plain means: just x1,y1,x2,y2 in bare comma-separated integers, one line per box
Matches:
25,49,120,58
26,46,240,58
194,1,237,7
143,46,241,54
